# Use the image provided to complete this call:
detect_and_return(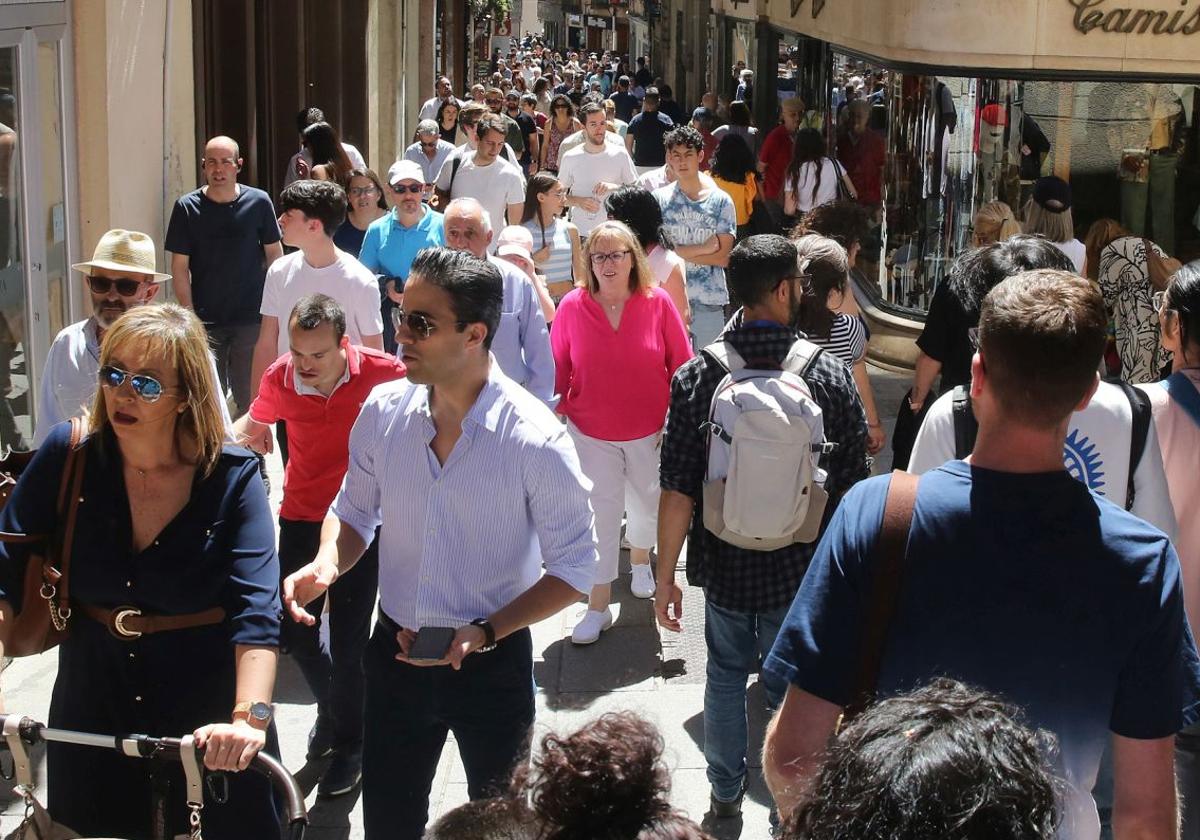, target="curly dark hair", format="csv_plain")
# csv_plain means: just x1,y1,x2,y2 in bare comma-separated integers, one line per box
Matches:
709,134,758,185
797,200,870,253
783,678,1060,840
529,713,711,840
662,125,704,154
